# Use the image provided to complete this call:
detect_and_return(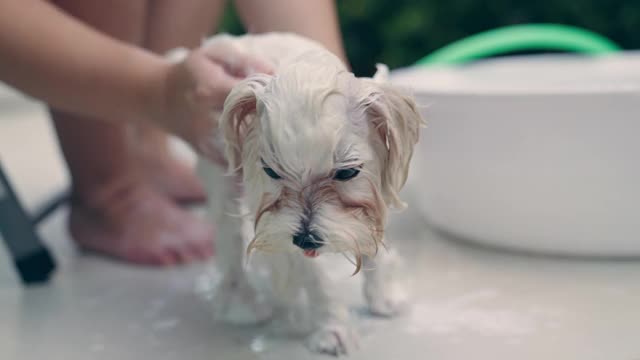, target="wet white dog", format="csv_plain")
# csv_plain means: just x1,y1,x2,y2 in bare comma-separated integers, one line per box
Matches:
172,33,424,356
